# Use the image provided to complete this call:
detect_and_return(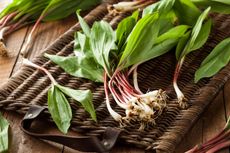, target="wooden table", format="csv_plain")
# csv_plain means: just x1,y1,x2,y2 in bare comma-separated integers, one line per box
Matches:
0,1,230,153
